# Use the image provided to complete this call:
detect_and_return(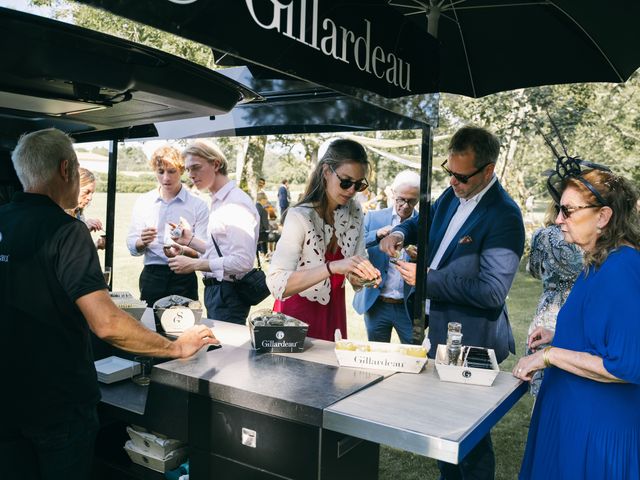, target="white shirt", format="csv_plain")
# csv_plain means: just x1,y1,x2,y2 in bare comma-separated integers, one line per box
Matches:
127,185,210,266
426,176,497,313
203,181,259,281
379,208,407,300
